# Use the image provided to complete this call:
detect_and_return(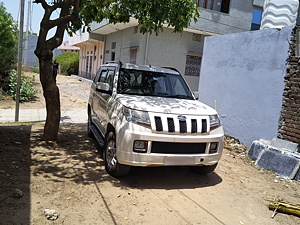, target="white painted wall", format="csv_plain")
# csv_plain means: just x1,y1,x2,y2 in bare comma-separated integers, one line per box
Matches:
198,26,293,147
